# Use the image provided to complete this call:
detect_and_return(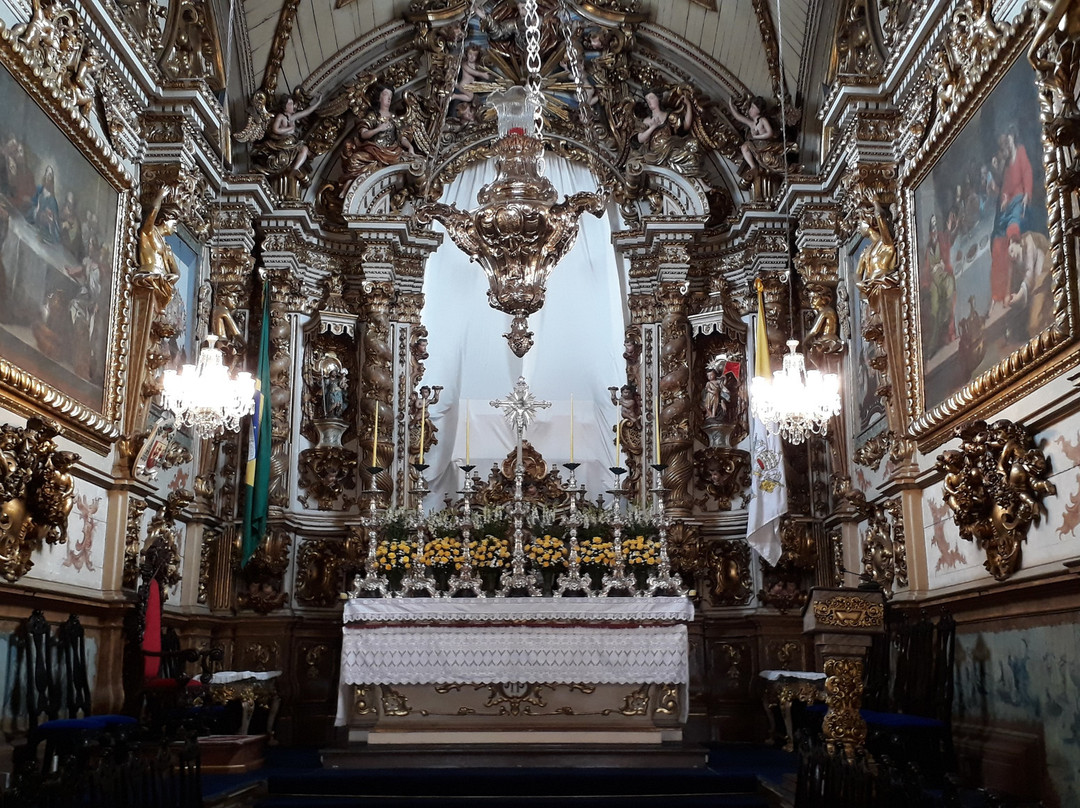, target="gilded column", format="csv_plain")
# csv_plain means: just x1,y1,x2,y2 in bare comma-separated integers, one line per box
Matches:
361,282,396,505
656,281,692,516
